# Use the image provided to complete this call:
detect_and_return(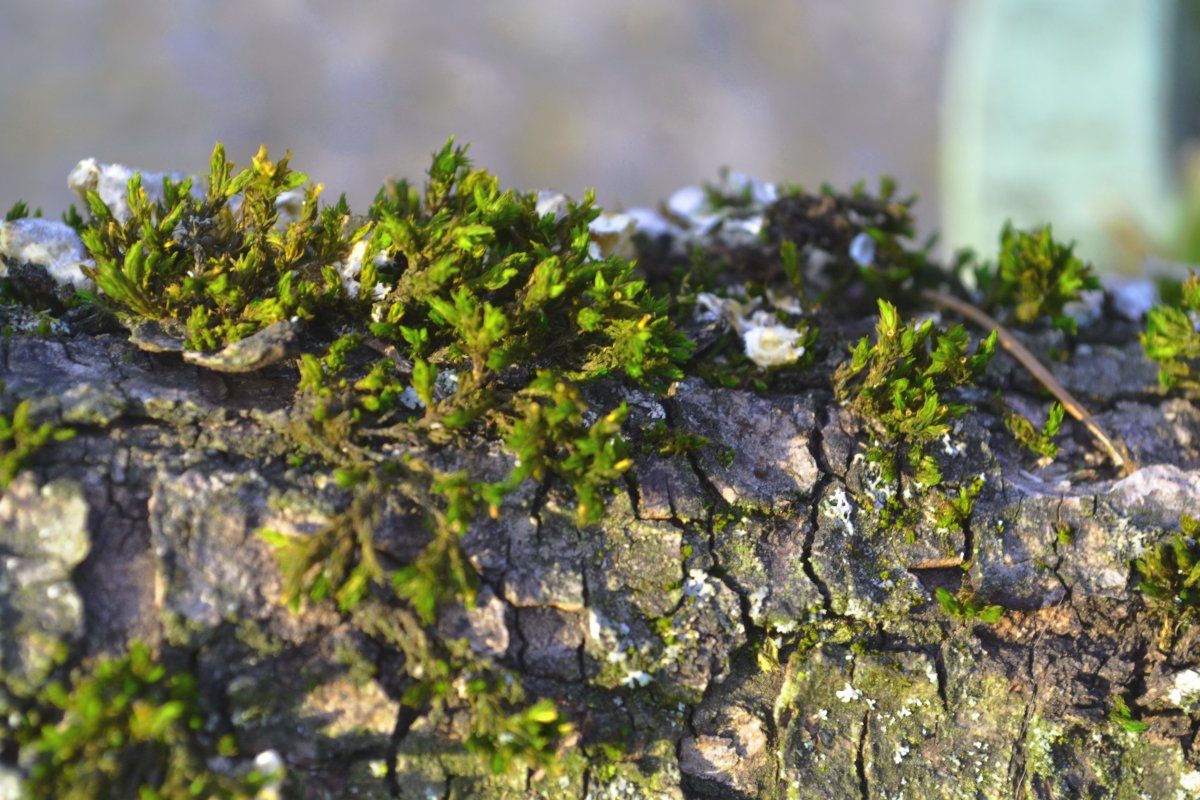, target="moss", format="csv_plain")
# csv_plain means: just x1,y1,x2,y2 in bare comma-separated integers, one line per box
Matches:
10,139,1197,794
0,397,75,490
14,642,274,799
973,222,1100,333
1134,514,1200,646
1143,271,1200,390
